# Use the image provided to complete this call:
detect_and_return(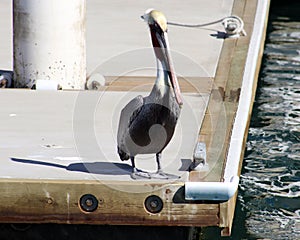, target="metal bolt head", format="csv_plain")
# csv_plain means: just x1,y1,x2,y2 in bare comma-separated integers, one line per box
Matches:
144,195,163,214
79,194,98,212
